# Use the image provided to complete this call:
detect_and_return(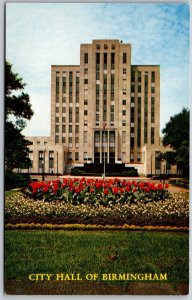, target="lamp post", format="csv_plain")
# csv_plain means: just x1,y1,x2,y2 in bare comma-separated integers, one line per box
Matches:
42,150,45,181
163,161,166,186
151,153,153,178
103,122,106,179
56,151,58,177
